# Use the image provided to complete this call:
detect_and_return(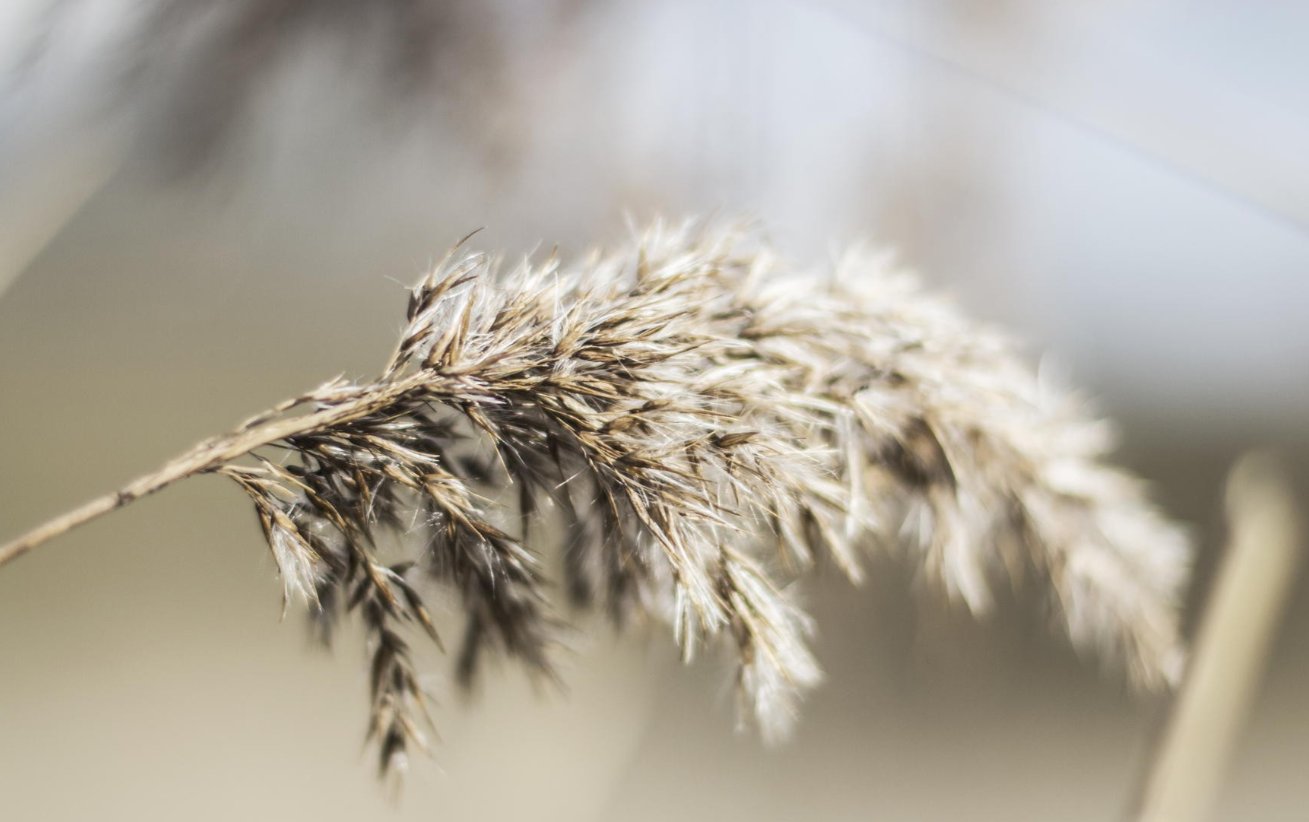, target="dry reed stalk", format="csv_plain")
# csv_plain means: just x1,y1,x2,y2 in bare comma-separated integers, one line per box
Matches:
1134,454,1303,822
0,221,1191,778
